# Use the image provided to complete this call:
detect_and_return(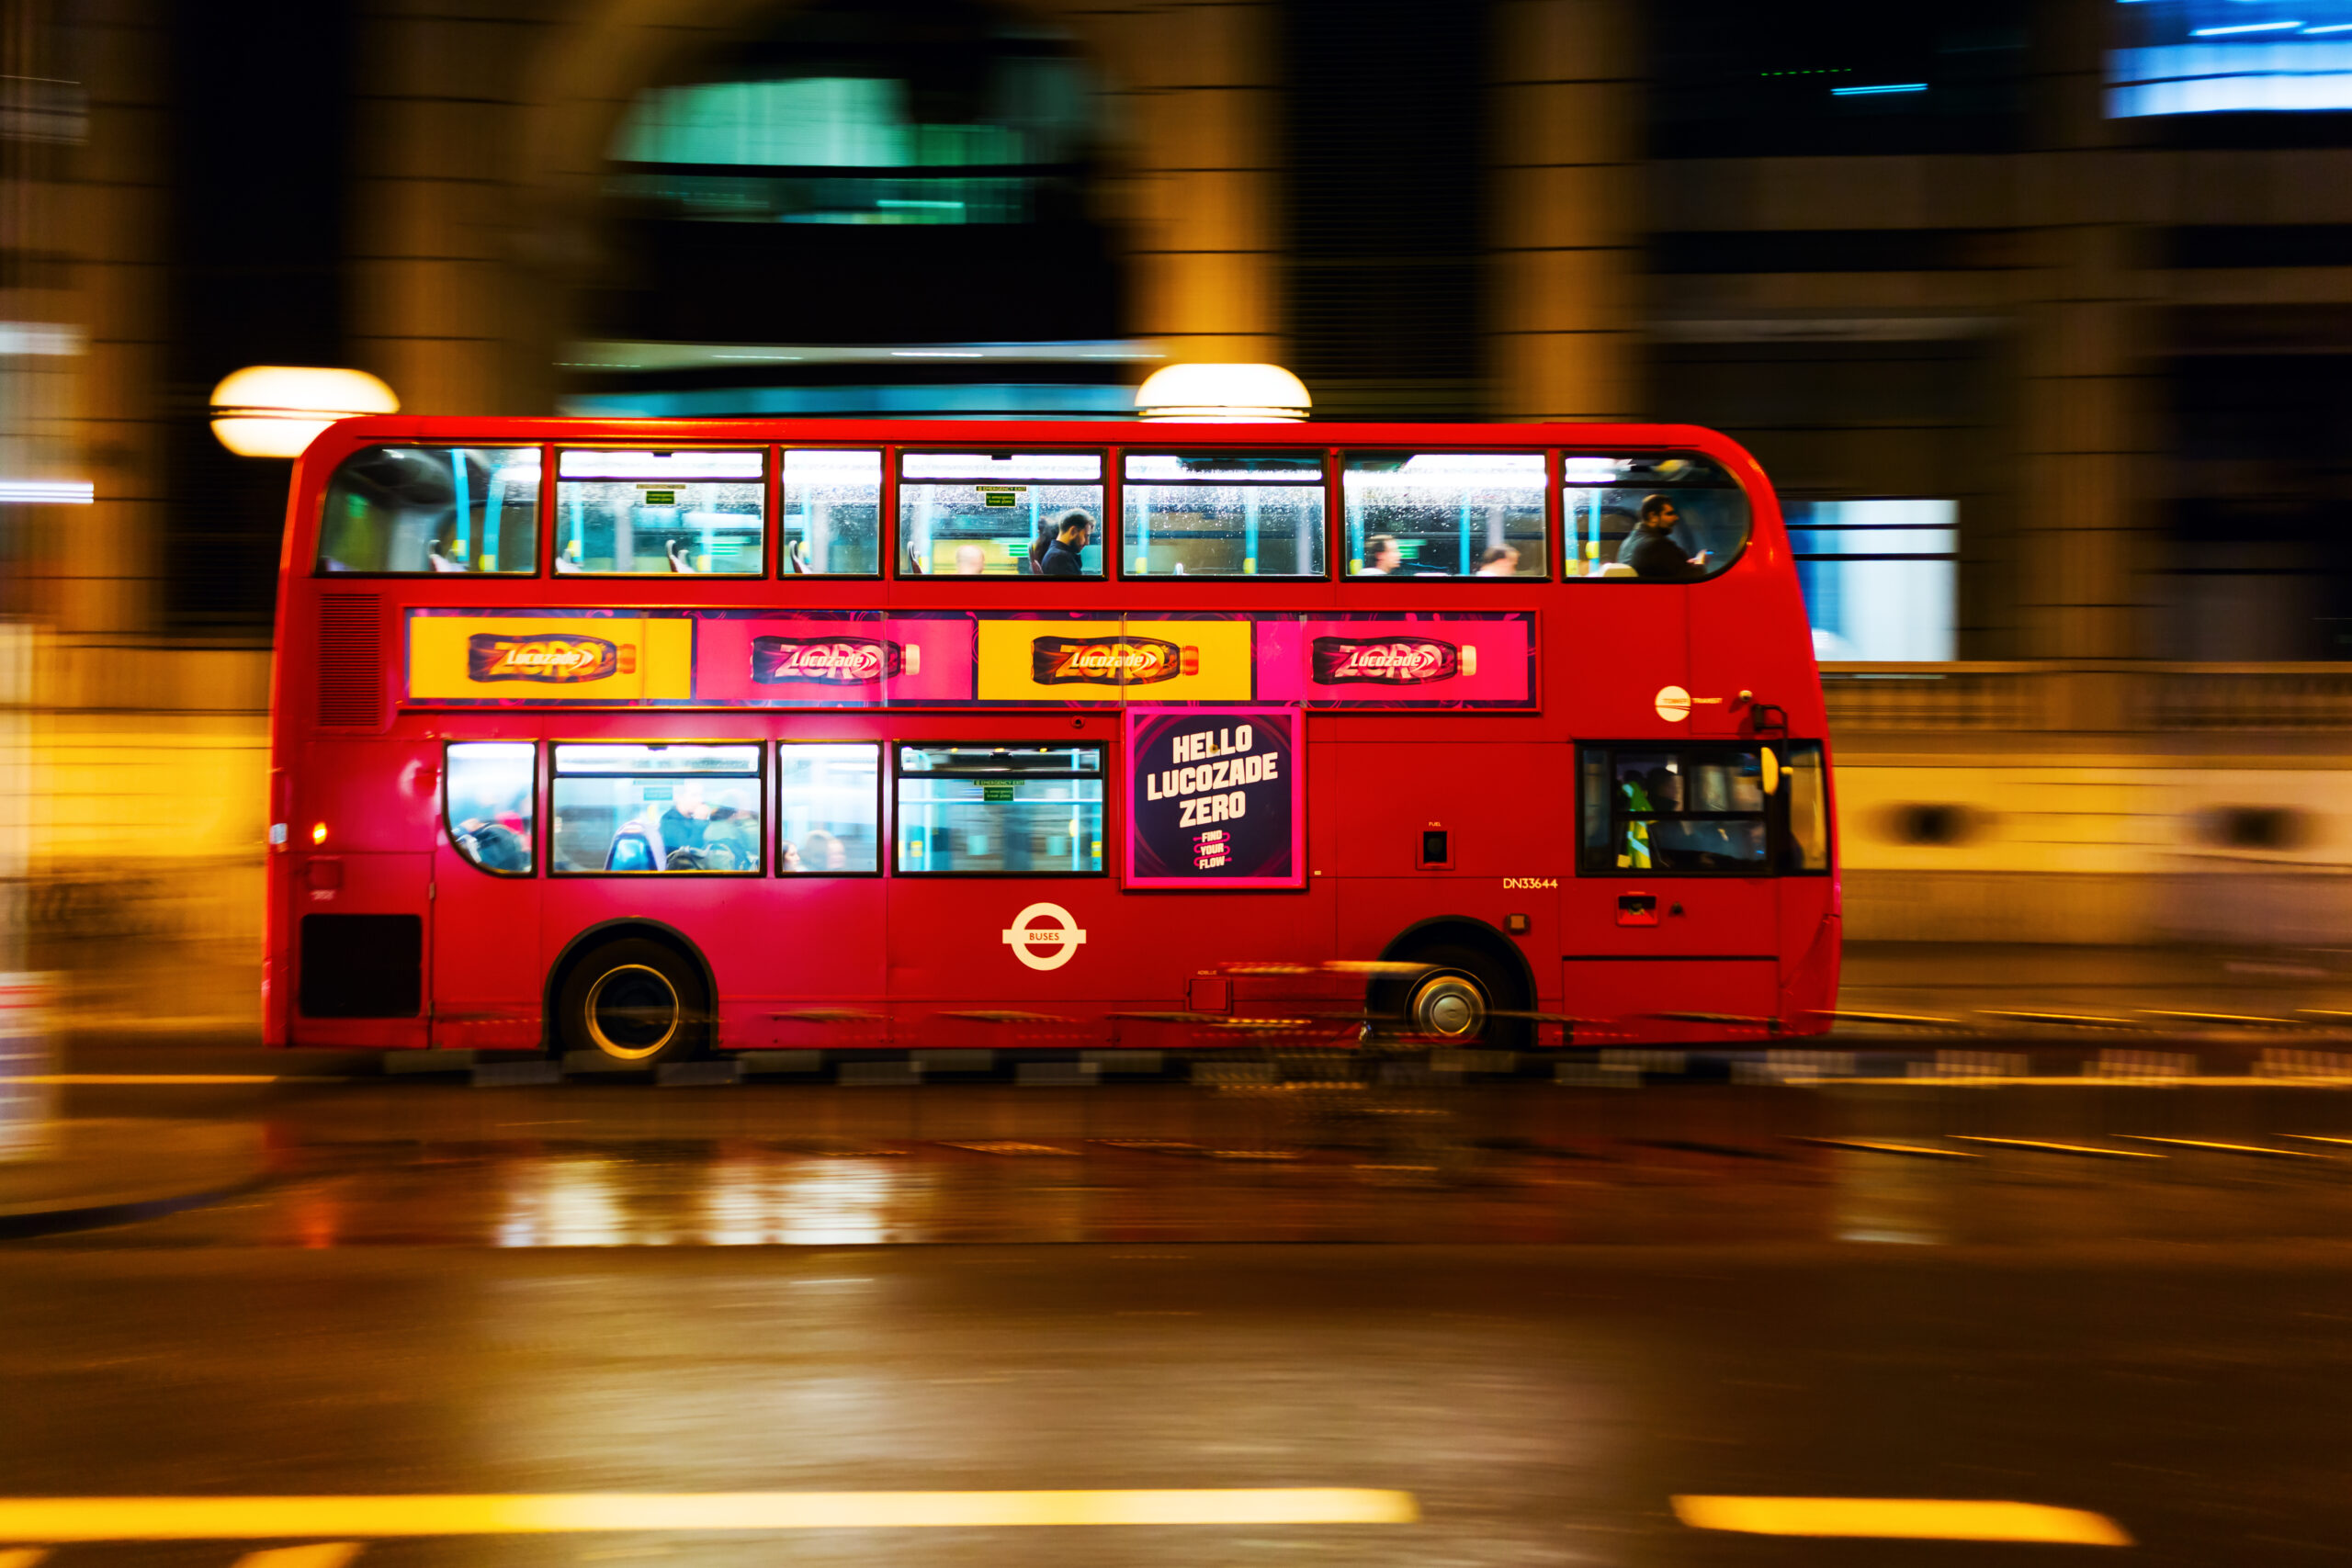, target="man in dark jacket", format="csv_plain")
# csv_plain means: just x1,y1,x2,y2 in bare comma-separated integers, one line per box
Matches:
1039,511,1094,577
1620,493,1711,581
